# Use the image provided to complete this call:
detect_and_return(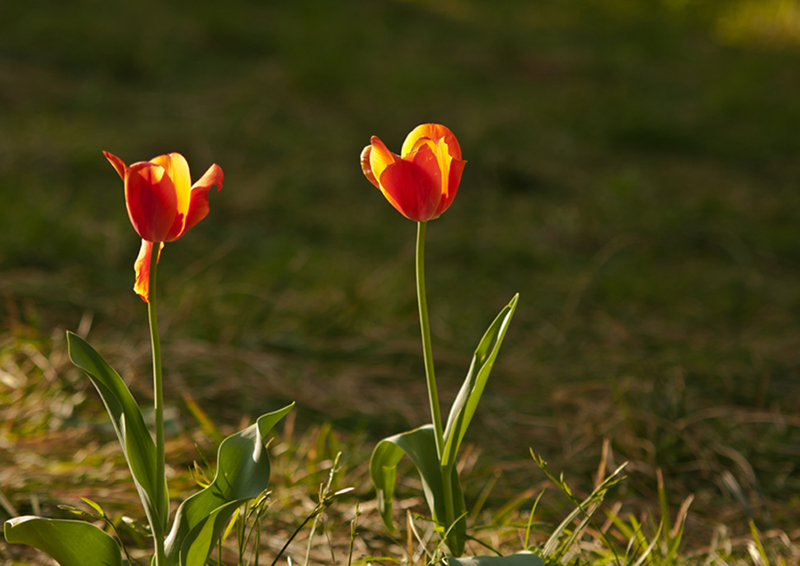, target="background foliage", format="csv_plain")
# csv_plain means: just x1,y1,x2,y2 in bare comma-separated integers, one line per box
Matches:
2,0,800,562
